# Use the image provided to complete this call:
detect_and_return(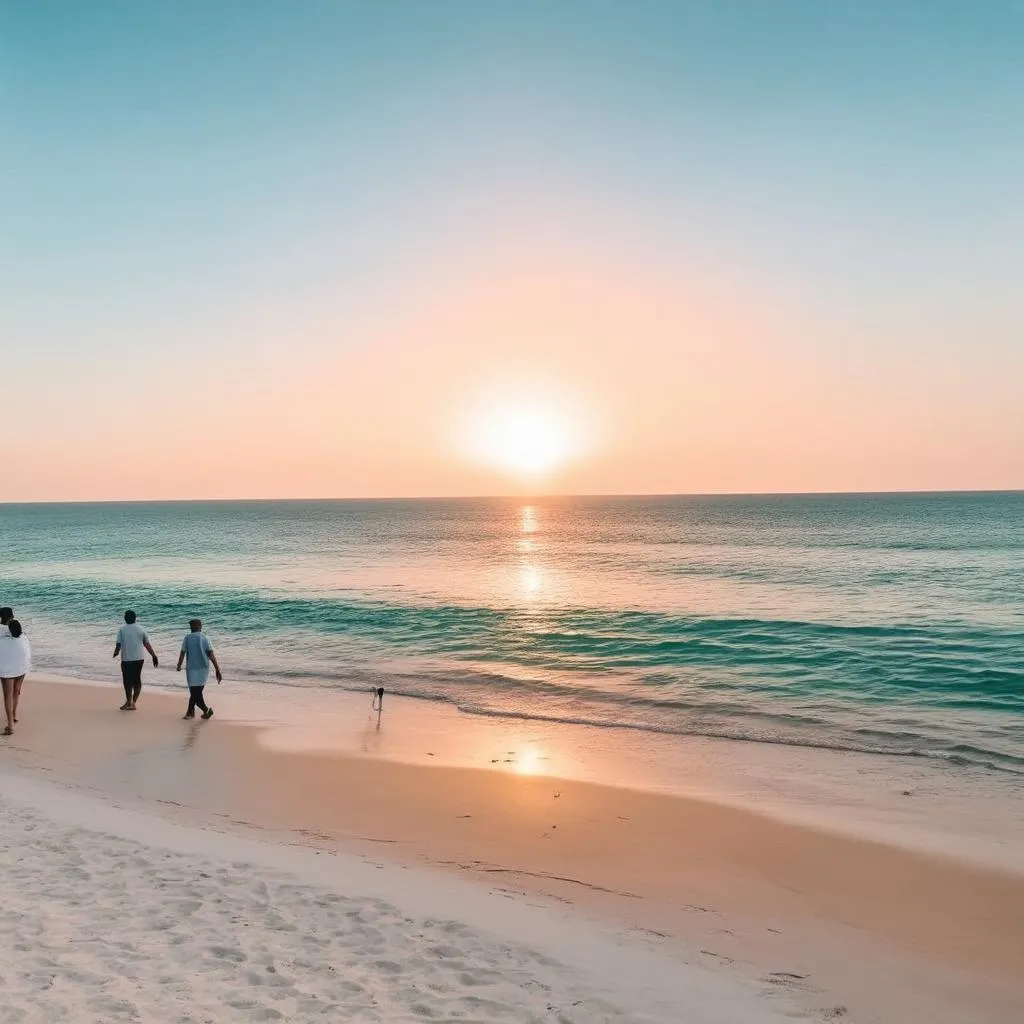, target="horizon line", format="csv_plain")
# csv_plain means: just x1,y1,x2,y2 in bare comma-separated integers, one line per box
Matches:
1,487,1022,507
